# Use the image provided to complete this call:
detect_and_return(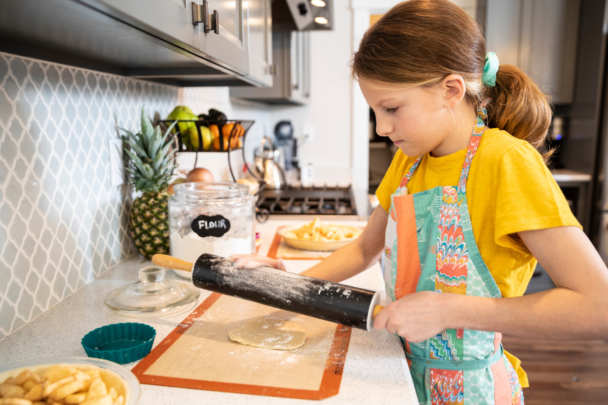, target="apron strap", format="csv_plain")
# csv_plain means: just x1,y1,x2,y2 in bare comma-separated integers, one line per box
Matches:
399,155,423,188
457,100,490,197
405,343,504,371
